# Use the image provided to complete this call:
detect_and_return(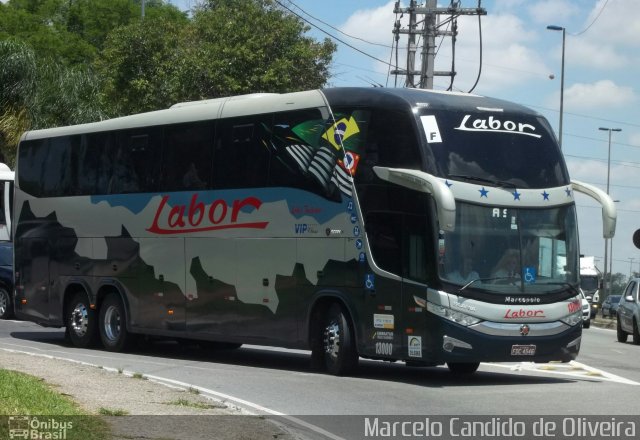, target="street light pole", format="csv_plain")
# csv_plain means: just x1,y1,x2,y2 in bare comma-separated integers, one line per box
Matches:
599,127,622,298
547,25,565,149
